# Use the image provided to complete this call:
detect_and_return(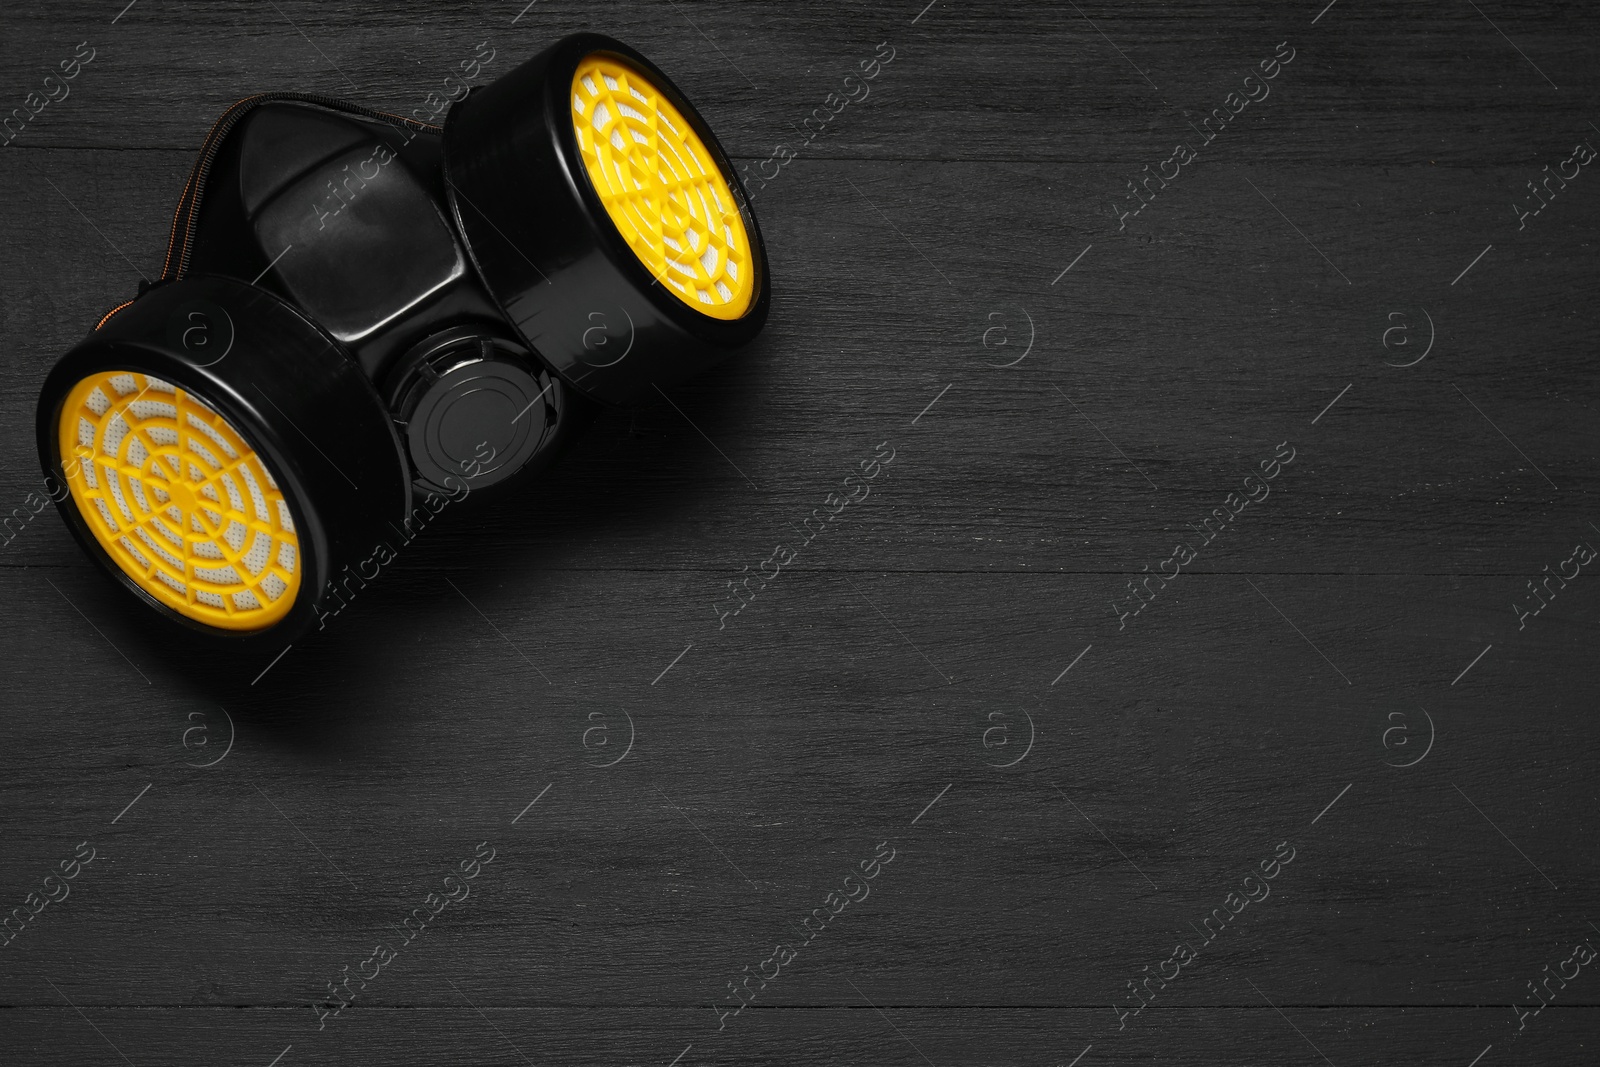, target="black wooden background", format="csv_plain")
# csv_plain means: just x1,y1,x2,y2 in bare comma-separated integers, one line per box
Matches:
2,1,1598,1065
